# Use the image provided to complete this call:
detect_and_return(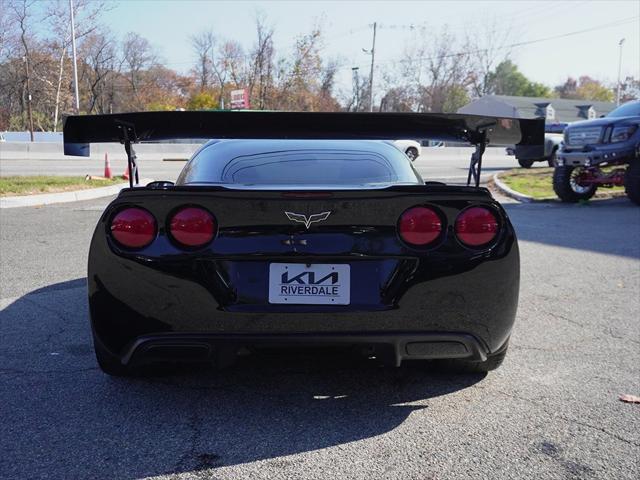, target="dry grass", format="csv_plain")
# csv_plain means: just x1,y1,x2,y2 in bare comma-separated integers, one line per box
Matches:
498,167,624,200
0,176,123,197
